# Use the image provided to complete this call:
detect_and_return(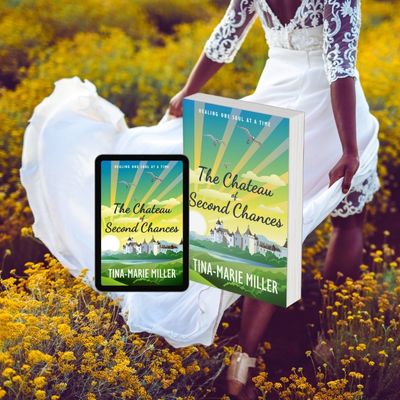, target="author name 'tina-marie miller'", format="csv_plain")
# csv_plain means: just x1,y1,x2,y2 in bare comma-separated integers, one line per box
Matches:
192,257,279,294
107,268,177,279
